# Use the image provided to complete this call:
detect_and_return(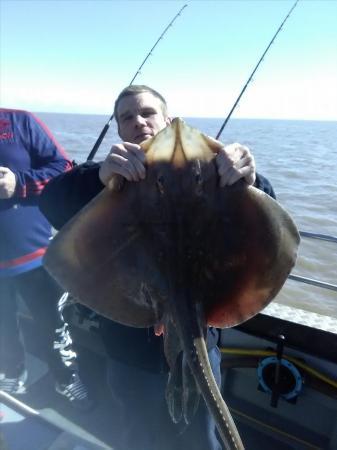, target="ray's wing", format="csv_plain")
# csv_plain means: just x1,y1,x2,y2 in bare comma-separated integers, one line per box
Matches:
43,184,165,327
199,182,300,328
